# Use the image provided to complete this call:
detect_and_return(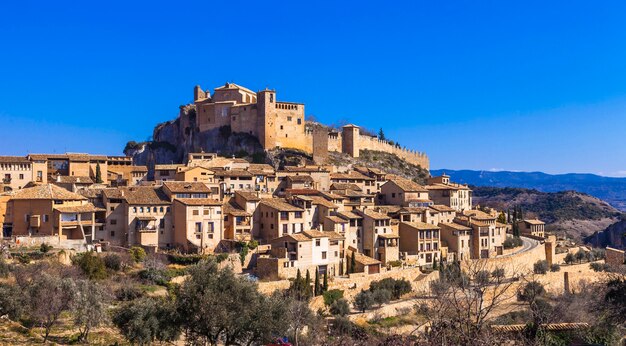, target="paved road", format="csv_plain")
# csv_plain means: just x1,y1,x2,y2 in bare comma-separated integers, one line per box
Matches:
500,236,540,257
